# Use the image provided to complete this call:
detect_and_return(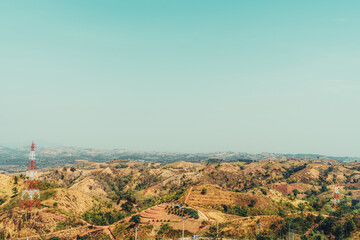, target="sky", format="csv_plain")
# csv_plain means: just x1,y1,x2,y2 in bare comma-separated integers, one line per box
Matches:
1,1,360,156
